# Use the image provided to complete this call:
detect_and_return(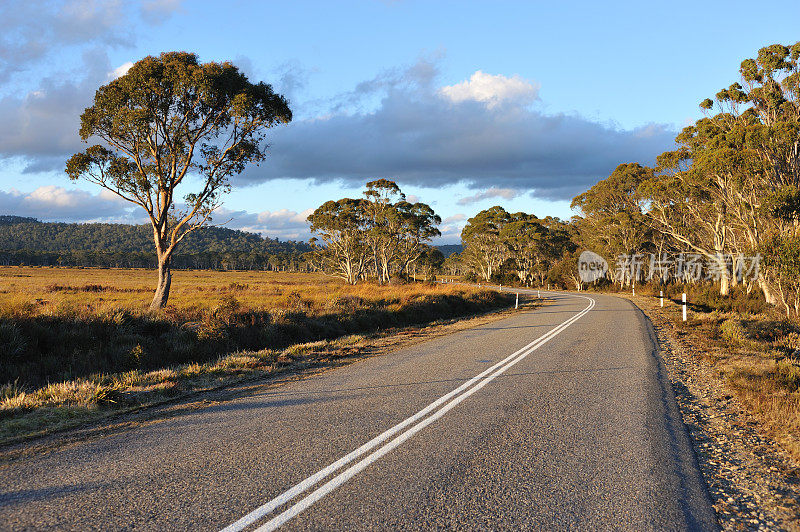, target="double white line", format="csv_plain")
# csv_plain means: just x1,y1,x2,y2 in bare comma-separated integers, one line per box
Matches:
222,292,595,532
